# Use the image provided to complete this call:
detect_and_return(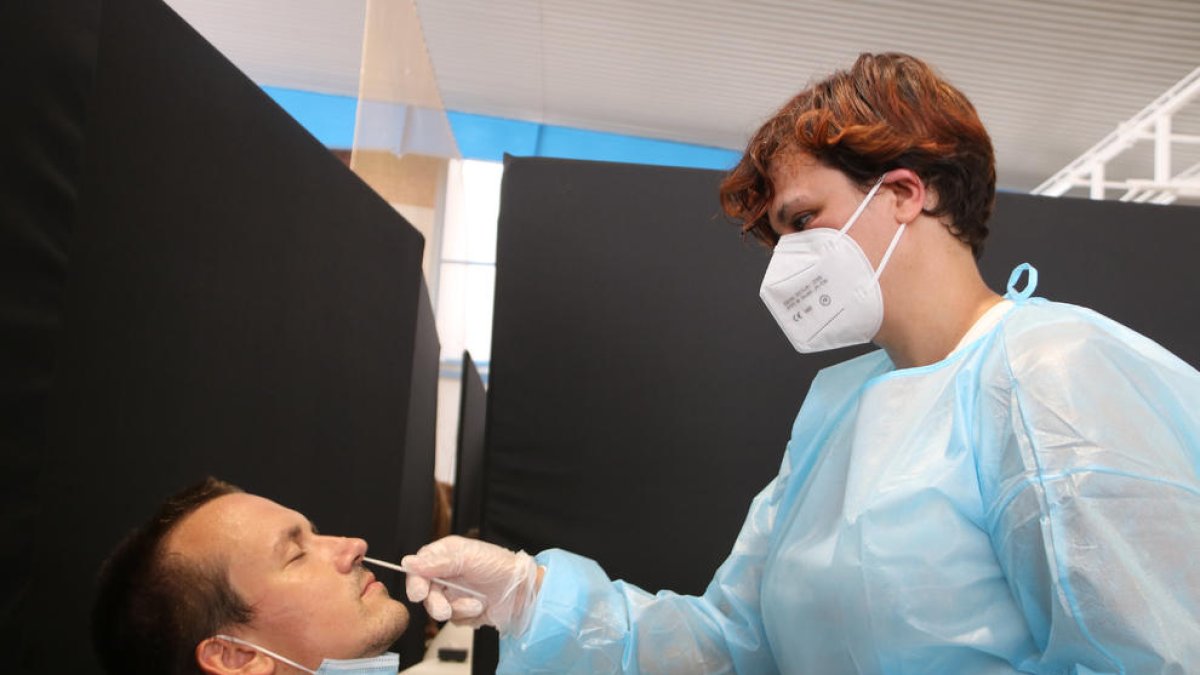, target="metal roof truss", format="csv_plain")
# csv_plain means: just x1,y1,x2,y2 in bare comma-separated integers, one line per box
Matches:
1033,66,1200,205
